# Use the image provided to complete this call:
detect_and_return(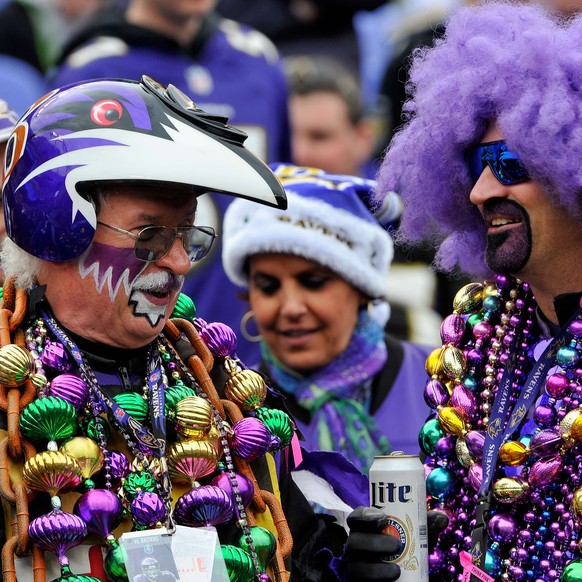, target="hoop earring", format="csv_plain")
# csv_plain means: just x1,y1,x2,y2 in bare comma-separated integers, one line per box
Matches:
240,310,262,343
